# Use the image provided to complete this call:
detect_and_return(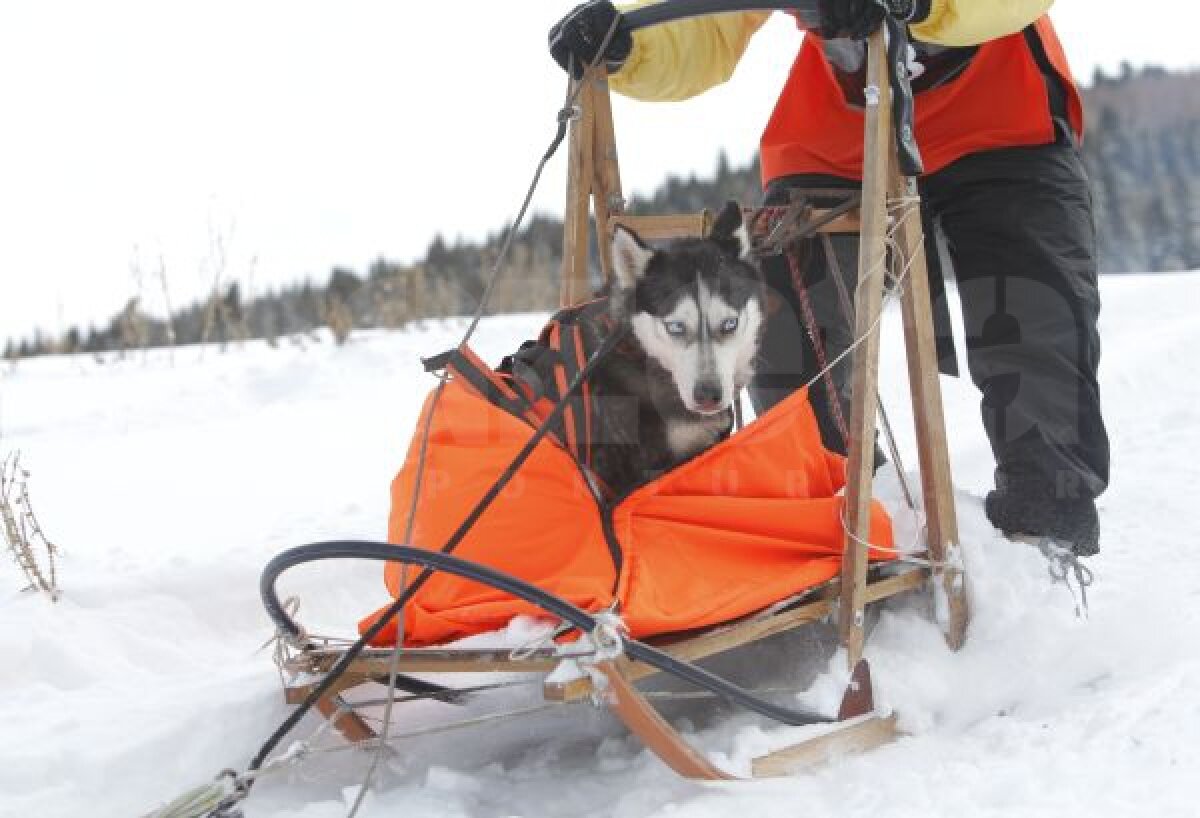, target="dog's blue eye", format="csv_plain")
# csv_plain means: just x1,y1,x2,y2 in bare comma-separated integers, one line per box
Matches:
719,317,738,334
664,320,686,337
